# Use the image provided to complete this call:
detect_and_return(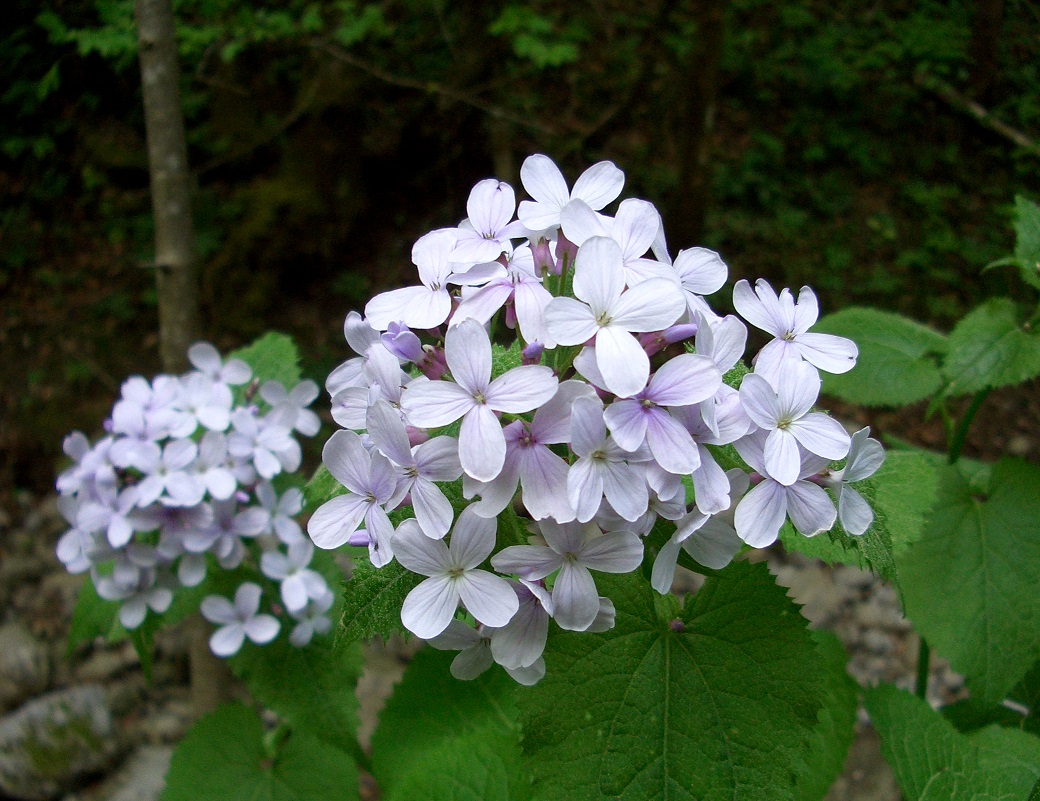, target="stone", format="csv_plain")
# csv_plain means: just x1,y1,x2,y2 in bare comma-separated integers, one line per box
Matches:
0,685,122,800
75,646,137,685
90,746,172,801
0,624,50,714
